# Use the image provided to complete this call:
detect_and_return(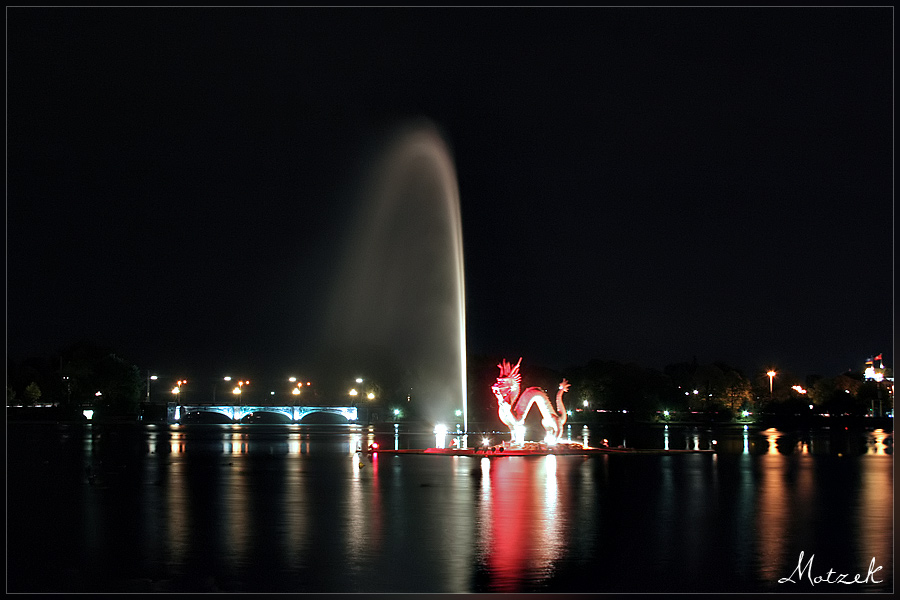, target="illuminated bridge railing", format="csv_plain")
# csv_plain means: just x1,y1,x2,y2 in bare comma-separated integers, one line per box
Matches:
166,404,358,423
